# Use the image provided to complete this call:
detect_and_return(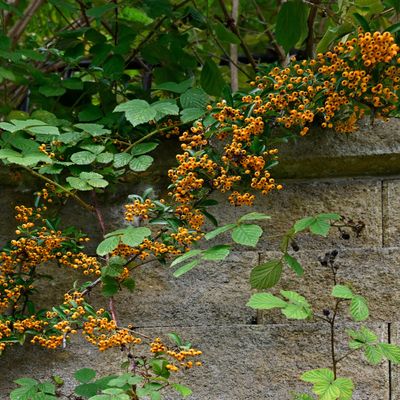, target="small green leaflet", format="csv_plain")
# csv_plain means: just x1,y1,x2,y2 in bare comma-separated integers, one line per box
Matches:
120,227,151,247
294,213,340,236
173,260,199,277
284,253,304,276
332,285,353,299
204,224,236,240
350,295,369,321
231,224,263,247
129,155,153,171
170,249,202,268
96,236,120,256
238,212,271,222
250,259,283,289
246,293,287,309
